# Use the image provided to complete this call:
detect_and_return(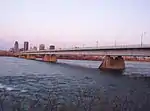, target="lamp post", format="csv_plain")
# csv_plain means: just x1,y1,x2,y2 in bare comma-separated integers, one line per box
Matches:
96,41,98,47
115,40,116,47
83,44,85,48
141,32,146,47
